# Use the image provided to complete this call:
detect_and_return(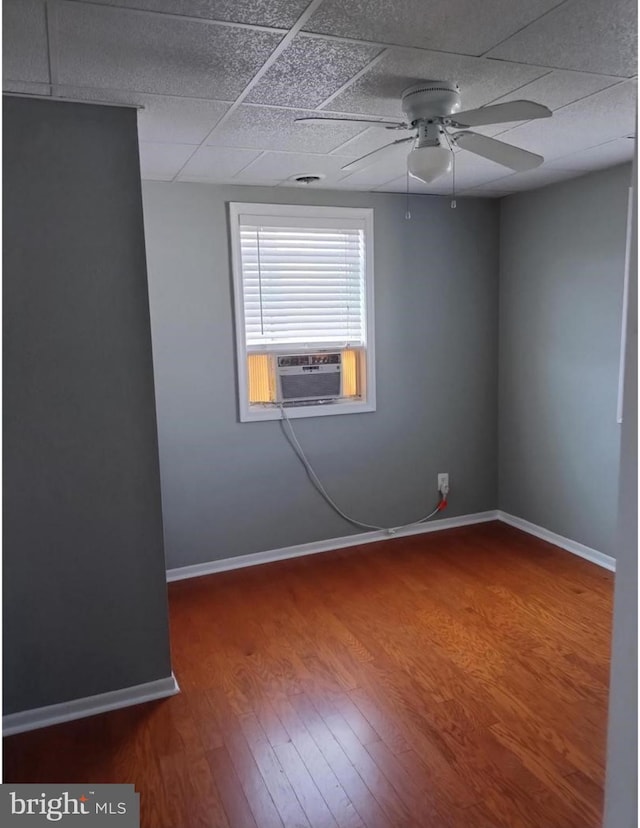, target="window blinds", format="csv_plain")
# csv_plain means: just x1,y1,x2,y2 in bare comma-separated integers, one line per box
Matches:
238,216,366,349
